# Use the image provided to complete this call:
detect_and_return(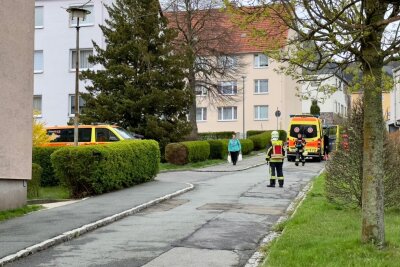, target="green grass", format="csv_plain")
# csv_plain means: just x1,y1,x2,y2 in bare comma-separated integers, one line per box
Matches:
28,186,70,200
0,205,43,222
263,174,400,267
